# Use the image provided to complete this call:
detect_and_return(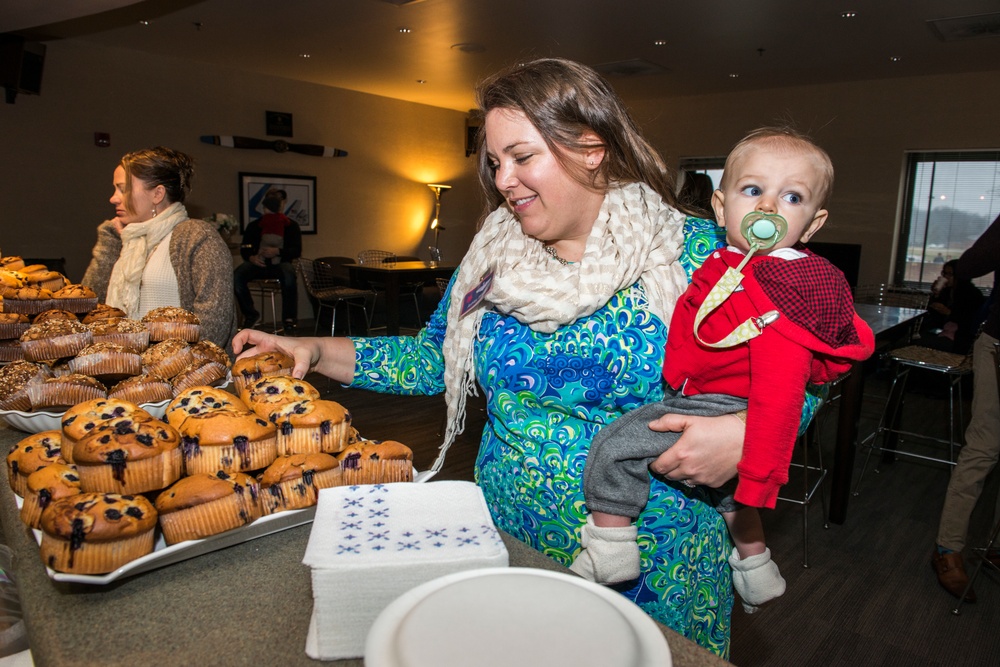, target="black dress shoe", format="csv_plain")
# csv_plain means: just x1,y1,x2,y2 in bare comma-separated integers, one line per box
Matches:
932,551,976,602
